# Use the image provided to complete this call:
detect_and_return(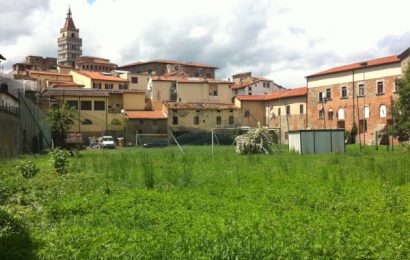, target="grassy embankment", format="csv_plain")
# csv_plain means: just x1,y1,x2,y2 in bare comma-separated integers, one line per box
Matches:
1,145,409,258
